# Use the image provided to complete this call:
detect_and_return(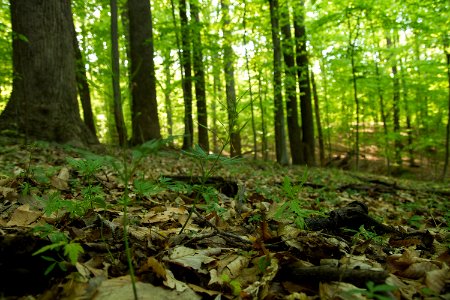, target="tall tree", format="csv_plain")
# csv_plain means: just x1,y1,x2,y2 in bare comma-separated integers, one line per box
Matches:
311,71,325,166
346,10,361,169
280,4,303,164
71,18,96,137
179,0,194,150
269,0,288,165
387,35,402,166
128,0,161,144
243,0,257,159
443,38,450,178
294,0,315,166
110,0,128,146
221,0,241,157
0,0,97,146
191,0,209,152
